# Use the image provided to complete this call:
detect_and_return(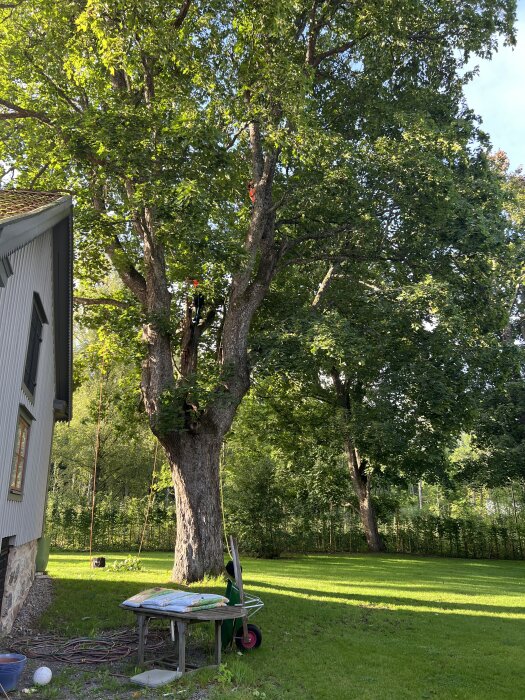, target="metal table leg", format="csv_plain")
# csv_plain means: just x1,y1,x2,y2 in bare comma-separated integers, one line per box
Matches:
137,614,146,664
177,620,186,674
214,620,222,666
